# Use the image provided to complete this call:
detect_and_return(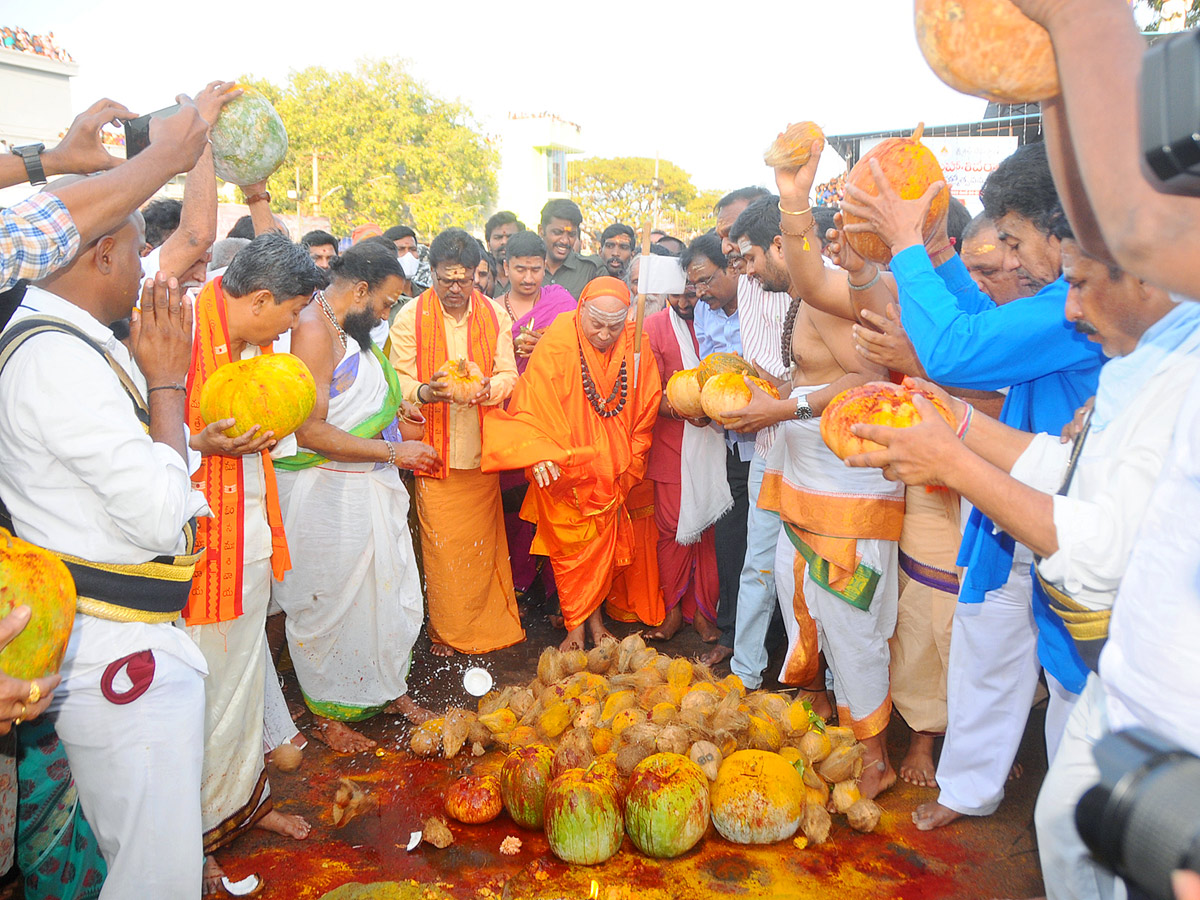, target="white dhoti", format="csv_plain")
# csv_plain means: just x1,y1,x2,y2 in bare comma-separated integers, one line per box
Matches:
275,465,422,719
262,640,301,753
273,339,423,721
186,558,271,850
52,615,208,899
935,544,1078,815
762,388,904,740
1034,675,1125,900
773,527,899,737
